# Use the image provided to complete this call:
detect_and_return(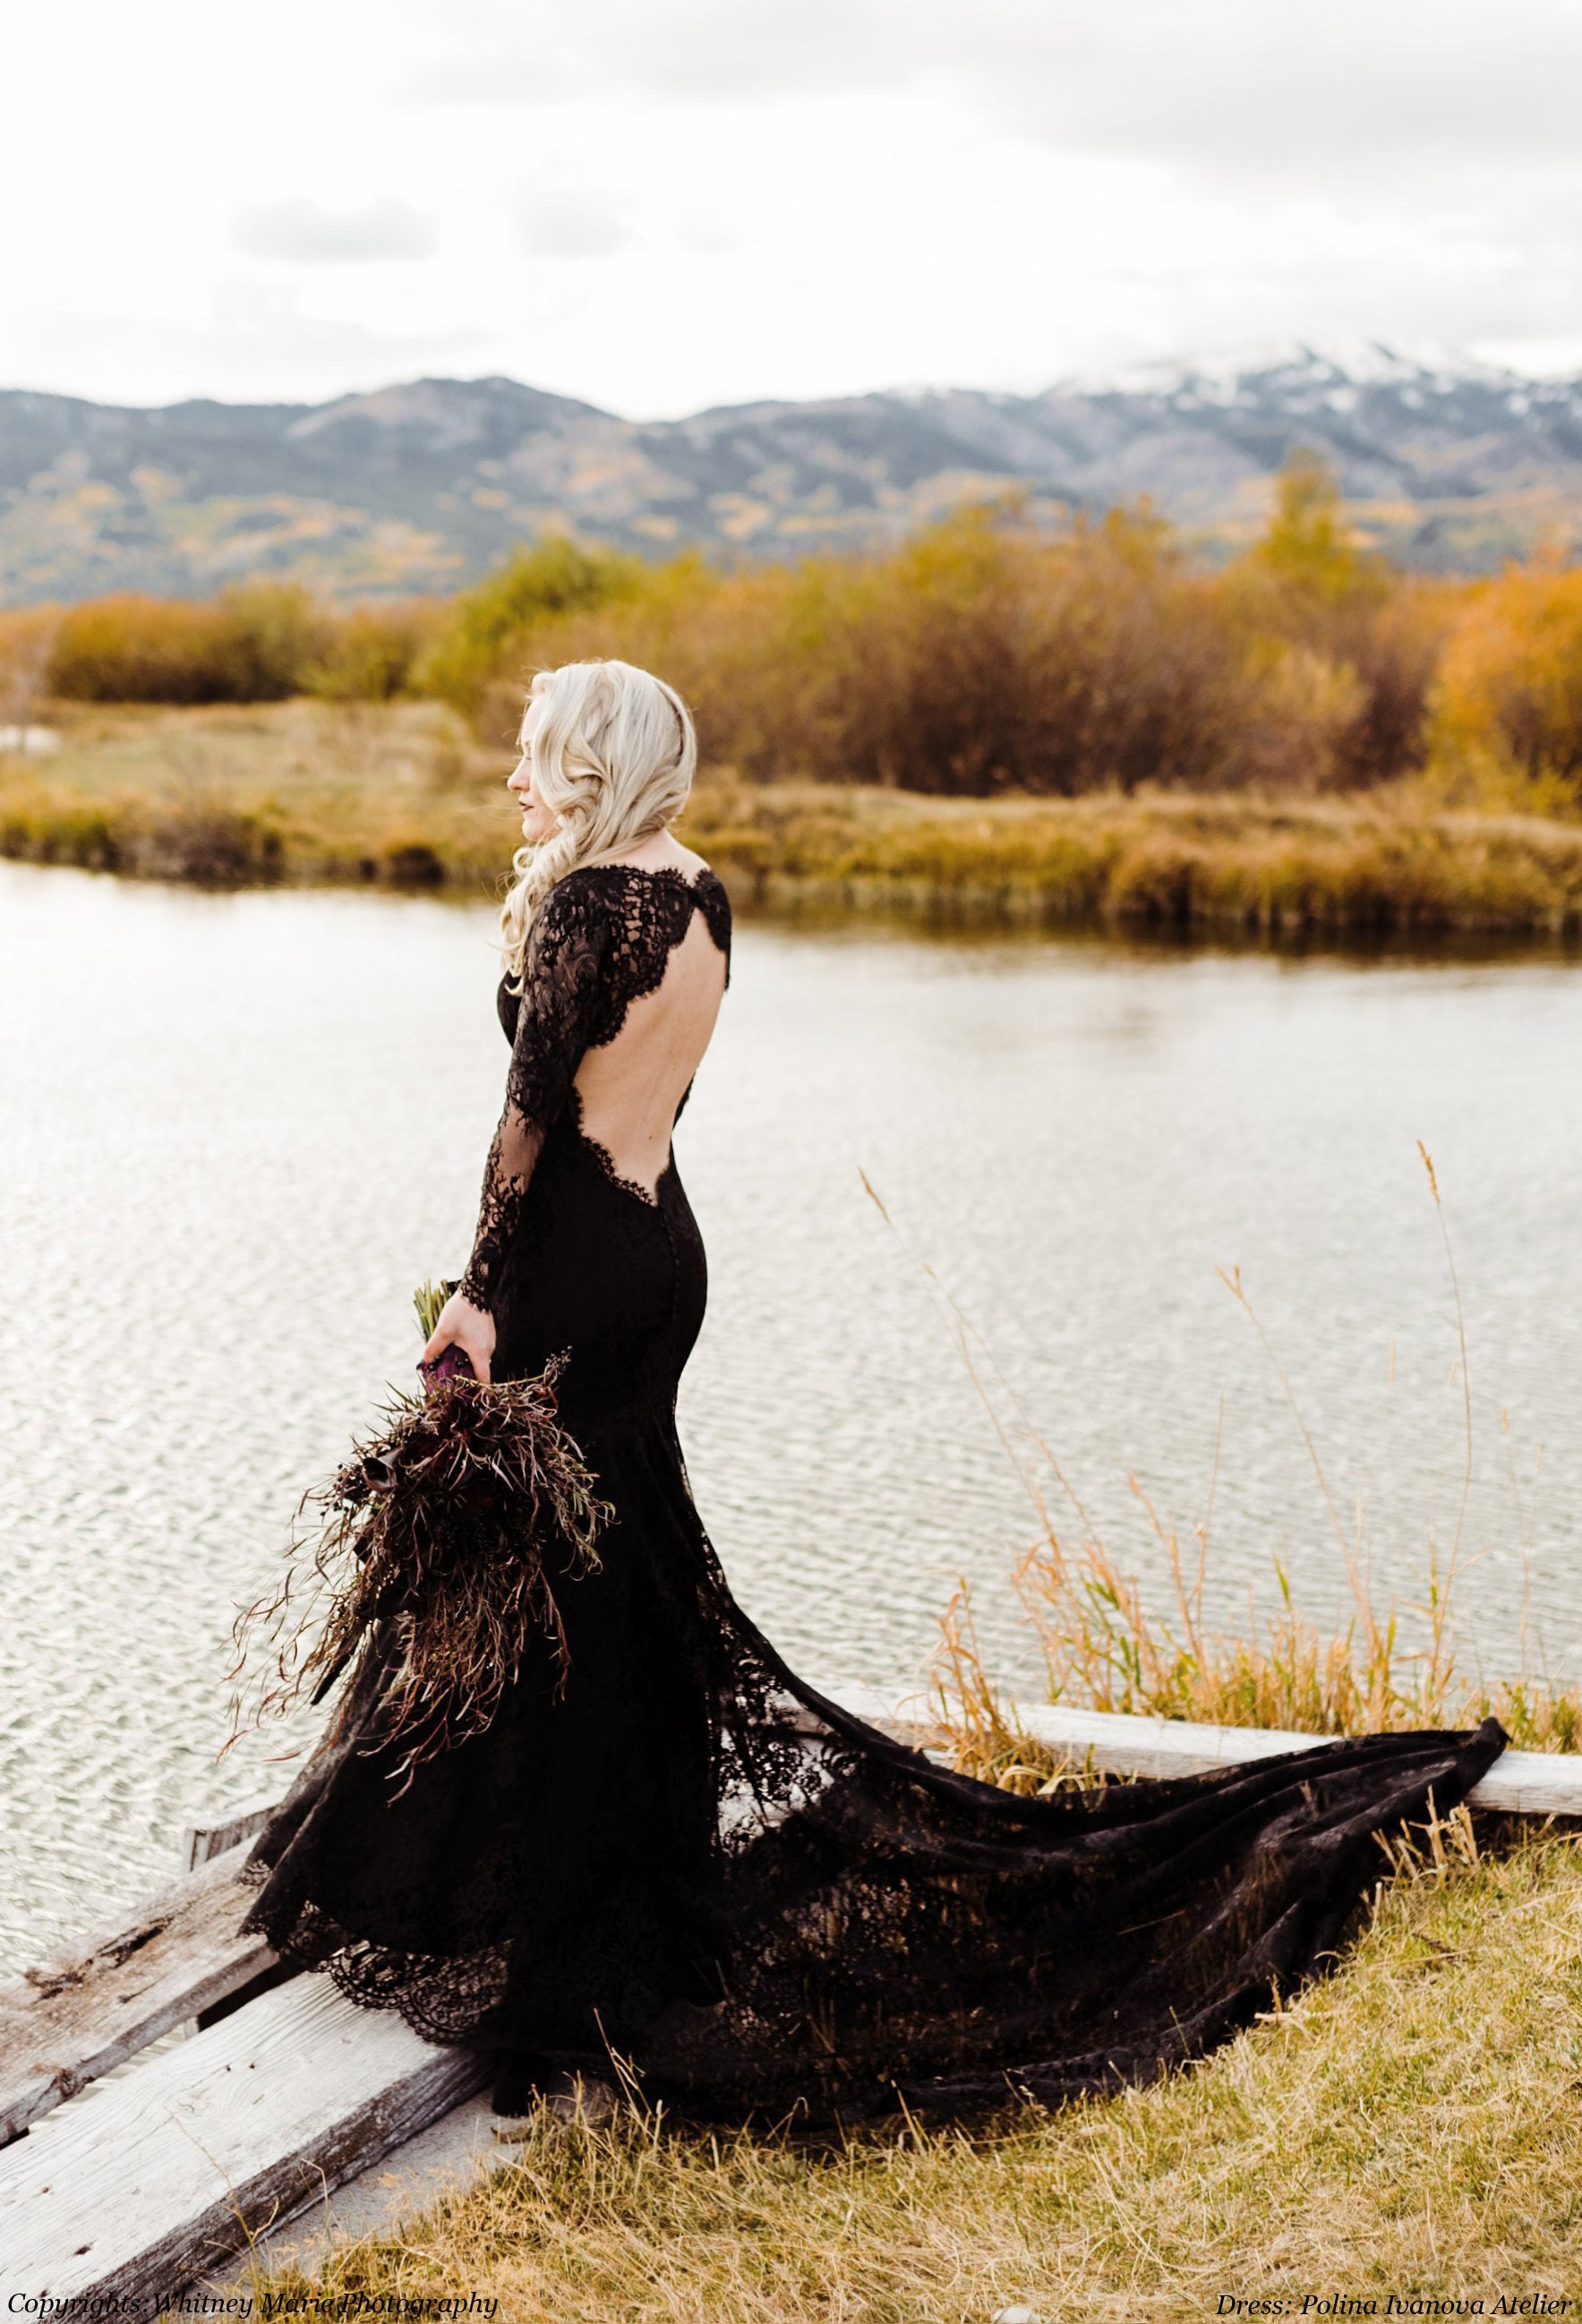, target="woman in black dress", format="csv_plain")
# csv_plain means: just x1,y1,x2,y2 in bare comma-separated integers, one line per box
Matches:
243,658,1503,2125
